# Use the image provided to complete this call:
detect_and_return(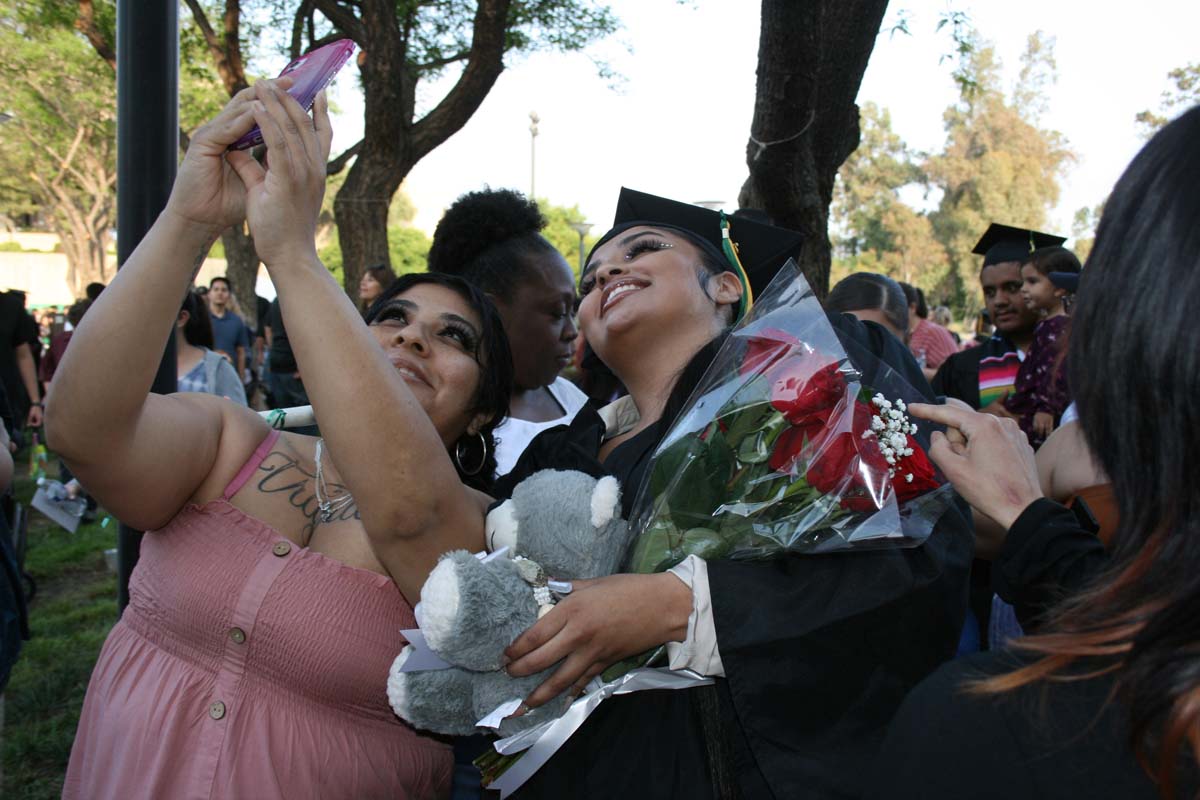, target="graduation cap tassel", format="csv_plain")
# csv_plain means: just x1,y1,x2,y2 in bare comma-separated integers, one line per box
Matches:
720,212,754,321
